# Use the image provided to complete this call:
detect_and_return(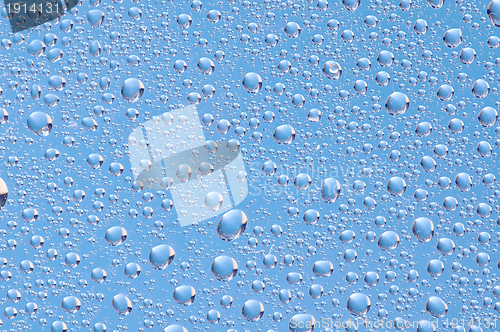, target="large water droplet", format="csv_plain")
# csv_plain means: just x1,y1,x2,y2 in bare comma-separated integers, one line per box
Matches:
241,299,264,322
385,92,409,116
112,294,132,316
104,226,127,246
217,209,247,241
211,256,238,281
121,78,144,103
27,111,53,136
320,178,340,203
149,244,175,270
346,293,371,316
242,72,262,93
273,124,295,144
412,217,434,243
